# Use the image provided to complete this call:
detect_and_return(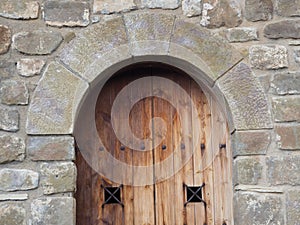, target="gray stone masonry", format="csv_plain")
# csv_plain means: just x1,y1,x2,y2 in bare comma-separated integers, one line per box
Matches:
0,135,25,164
